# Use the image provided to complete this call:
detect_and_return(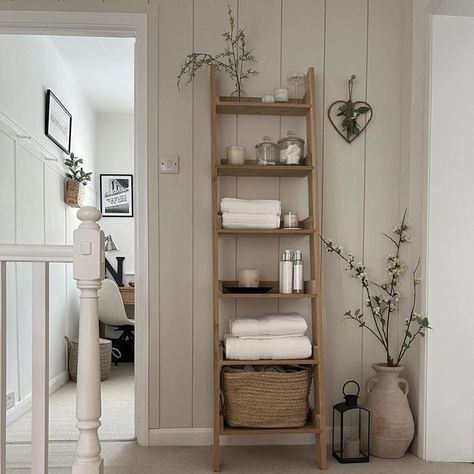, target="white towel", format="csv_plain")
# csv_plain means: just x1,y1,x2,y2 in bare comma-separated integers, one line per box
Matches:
224,335,312,360
229,313,308,337
220,198,281,216
222,212,281,229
